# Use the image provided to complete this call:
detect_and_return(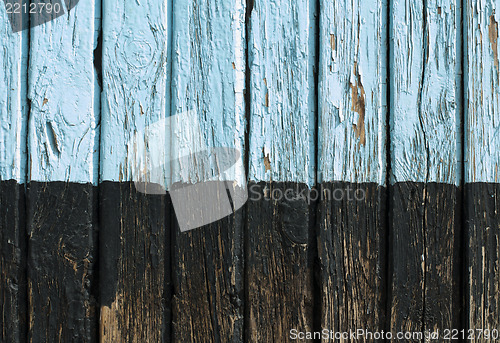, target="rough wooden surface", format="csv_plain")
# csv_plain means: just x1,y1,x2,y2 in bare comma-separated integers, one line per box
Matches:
169,0,246,342
26,0,99,341
317,183,387,341
0,1,28,183
0,182,27,343
465,0,500,339
173,210,244,343
99,0,170,341
1,0,500,341
389,0,461,336
246,1,317,341
28,0,99,184
0,6,28,343
248,0,317,187
318,0,387,185
246,182,315,342
99,183,169,342
27,182,98,342
317,0,388,339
